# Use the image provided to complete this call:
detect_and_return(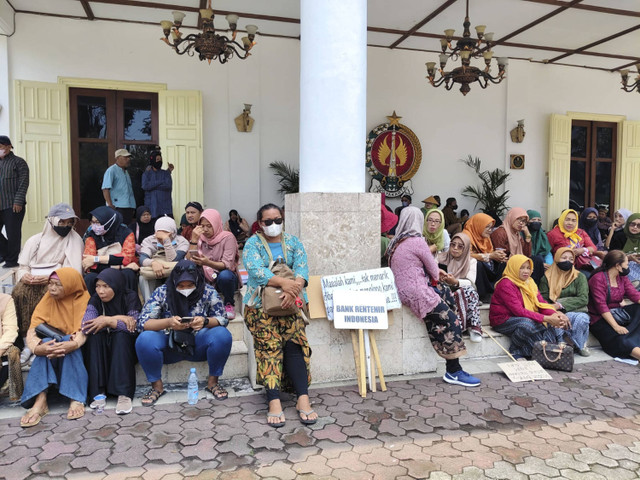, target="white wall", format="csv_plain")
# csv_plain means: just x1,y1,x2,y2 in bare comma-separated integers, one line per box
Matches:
6,13,640,223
